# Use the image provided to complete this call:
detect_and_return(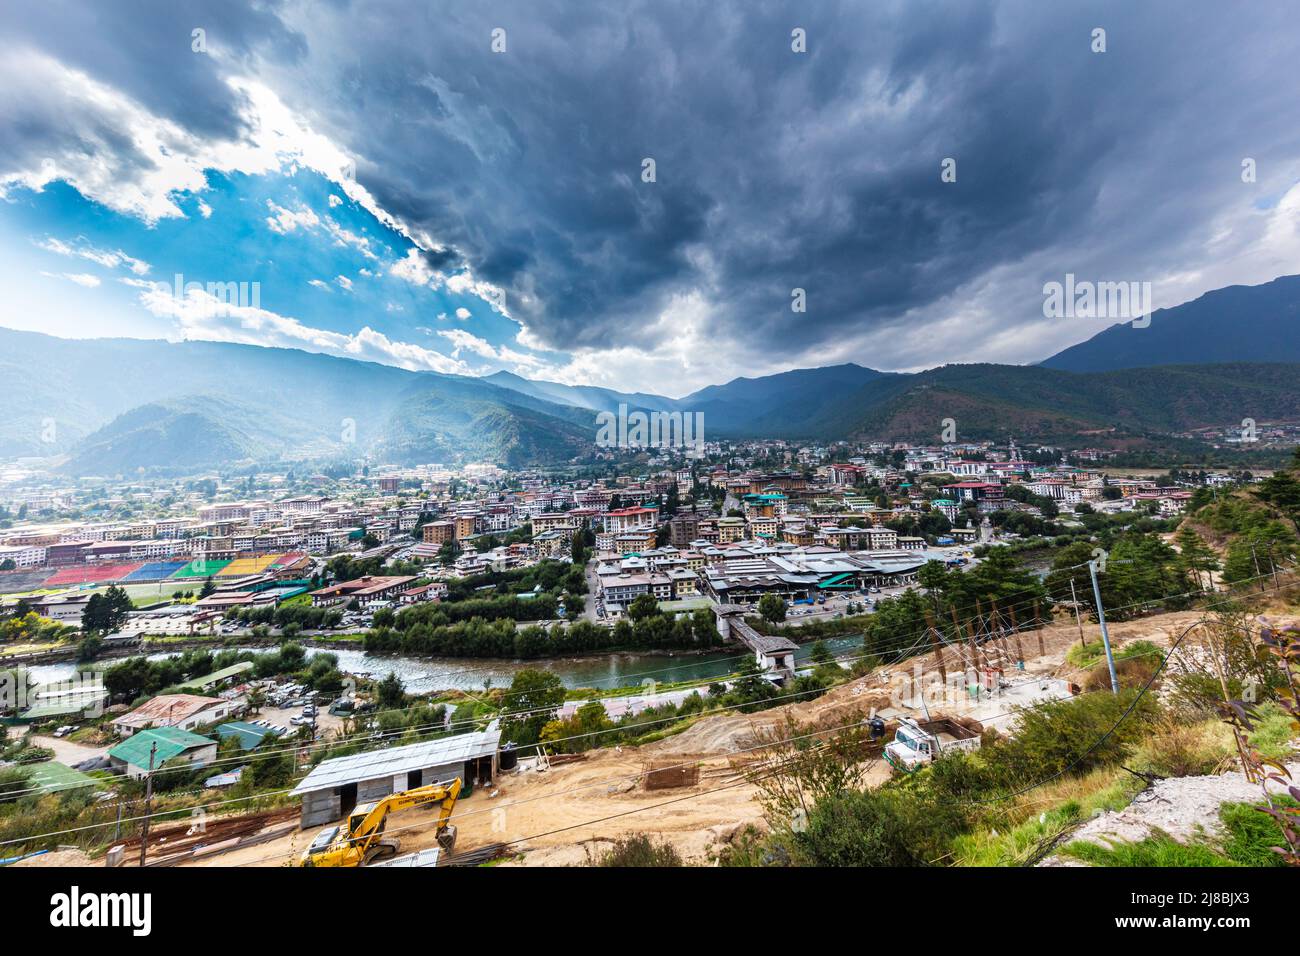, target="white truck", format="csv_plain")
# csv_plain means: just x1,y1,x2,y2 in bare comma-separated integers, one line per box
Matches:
884,716,982,772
